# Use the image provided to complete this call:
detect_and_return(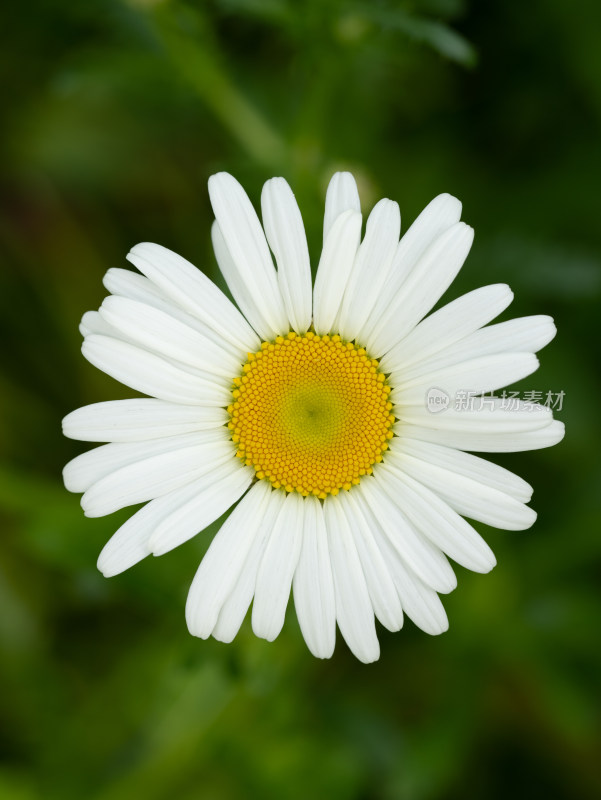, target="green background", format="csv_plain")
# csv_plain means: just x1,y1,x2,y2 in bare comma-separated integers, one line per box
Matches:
1,1,599,798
